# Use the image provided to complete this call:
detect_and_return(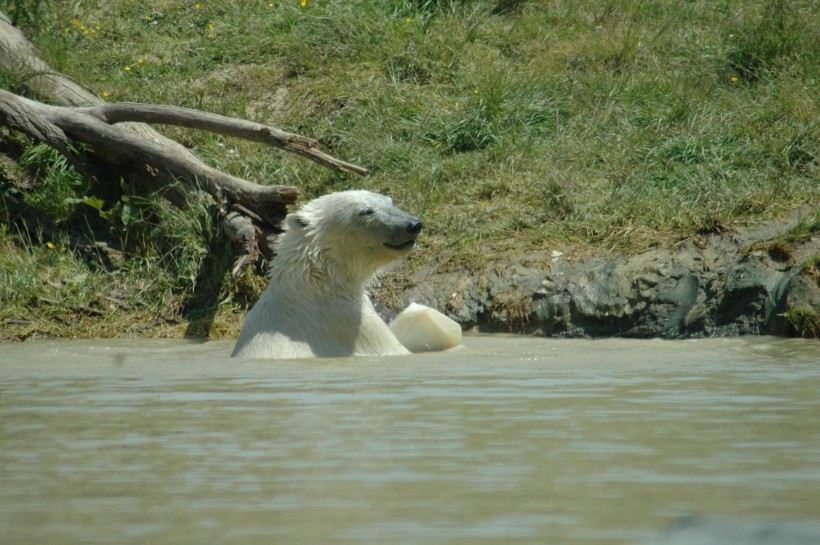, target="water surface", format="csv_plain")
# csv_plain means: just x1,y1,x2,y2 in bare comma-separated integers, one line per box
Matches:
1,335,818,544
